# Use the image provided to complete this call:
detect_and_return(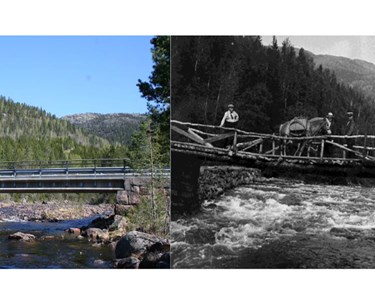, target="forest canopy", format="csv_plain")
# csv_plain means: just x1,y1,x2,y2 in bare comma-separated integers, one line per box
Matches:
172,36,375,135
